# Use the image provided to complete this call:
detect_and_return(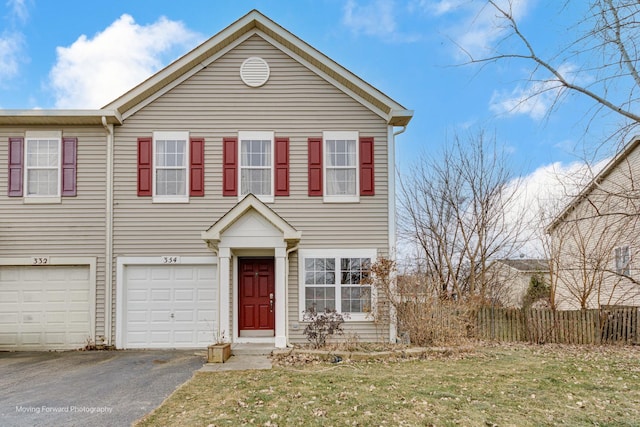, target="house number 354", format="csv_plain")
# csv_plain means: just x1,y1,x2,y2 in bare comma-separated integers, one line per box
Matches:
161,256,180,264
